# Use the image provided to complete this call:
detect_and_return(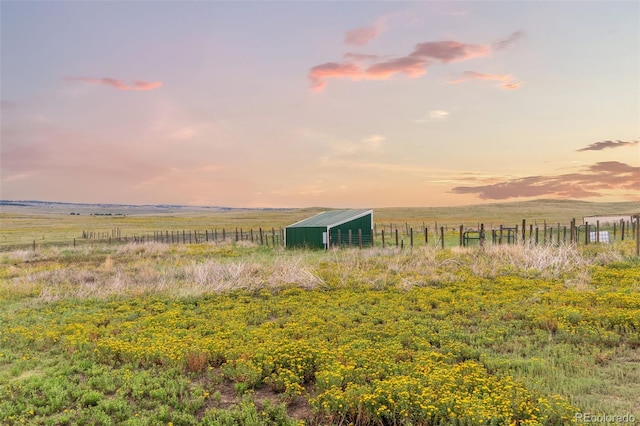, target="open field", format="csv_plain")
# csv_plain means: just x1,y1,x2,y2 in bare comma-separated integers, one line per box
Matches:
2,200,639,250
1,201,639,425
